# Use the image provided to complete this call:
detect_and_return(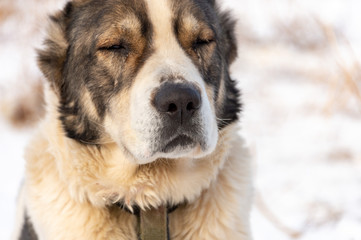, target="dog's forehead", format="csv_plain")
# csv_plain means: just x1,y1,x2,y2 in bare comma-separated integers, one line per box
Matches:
71,0,215,37
144,0,216,30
